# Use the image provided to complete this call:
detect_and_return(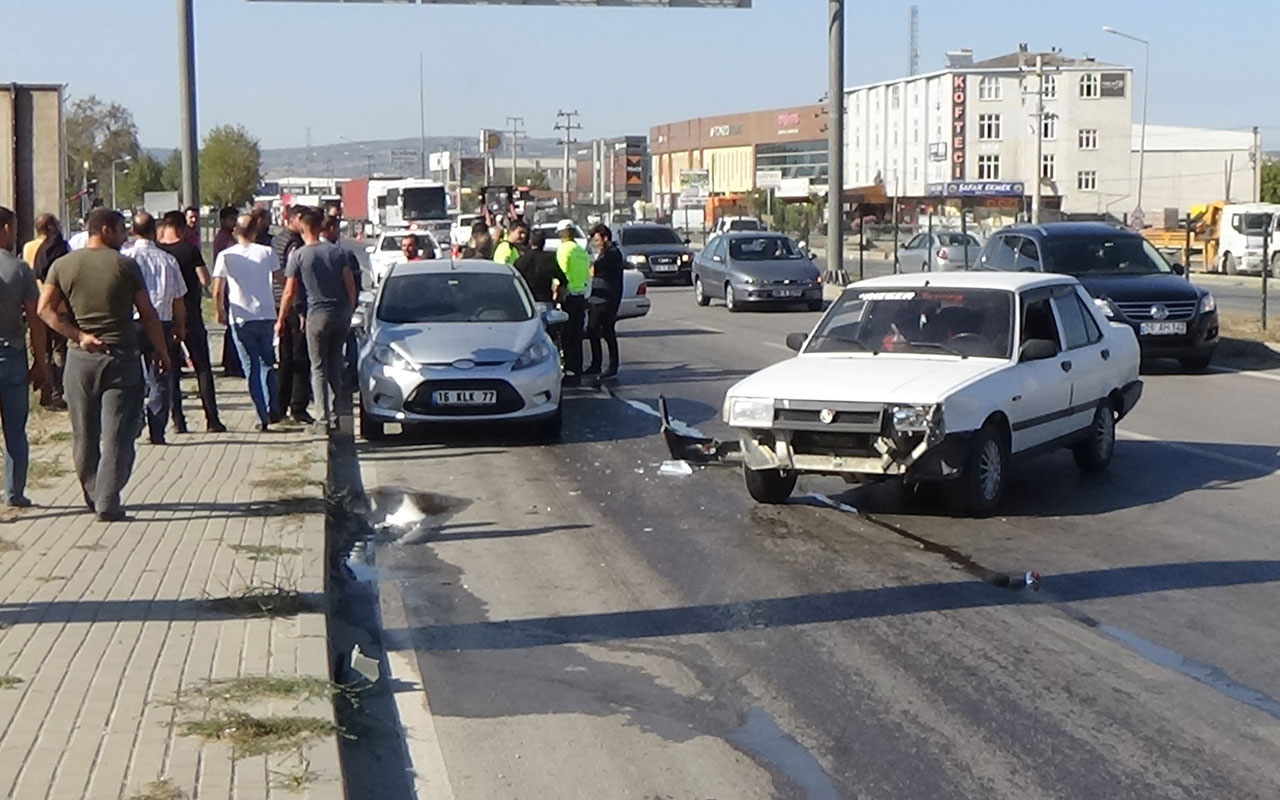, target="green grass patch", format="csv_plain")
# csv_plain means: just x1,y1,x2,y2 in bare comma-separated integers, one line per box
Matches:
228,544,302,562
27,457,69,488
179,712,338,759
125,779,187,800
205,586,320,618
0,675,23,689
198,675,337,704
48,431,73,443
